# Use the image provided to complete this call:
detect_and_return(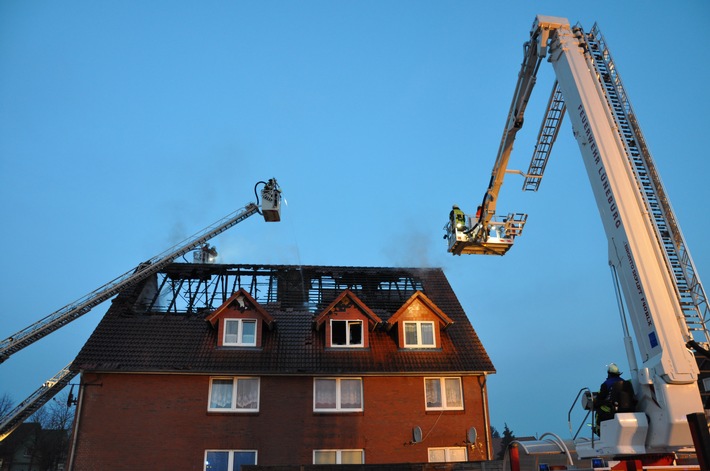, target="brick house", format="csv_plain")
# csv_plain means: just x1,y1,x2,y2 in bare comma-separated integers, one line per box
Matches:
67,264,495,470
